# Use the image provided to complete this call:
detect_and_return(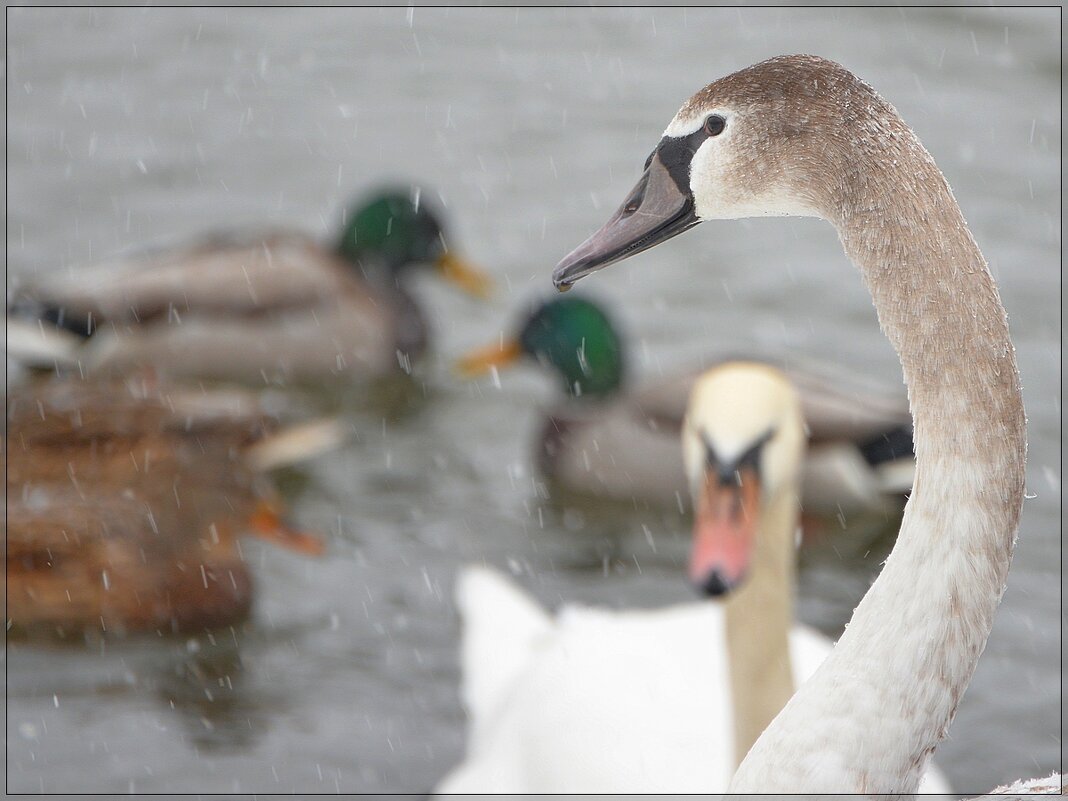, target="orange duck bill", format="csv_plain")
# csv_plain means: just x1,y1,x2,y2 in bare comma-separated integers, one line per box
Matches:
247,501,326,556
436,251,495,300
689,463,762,597
455,338,522,377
